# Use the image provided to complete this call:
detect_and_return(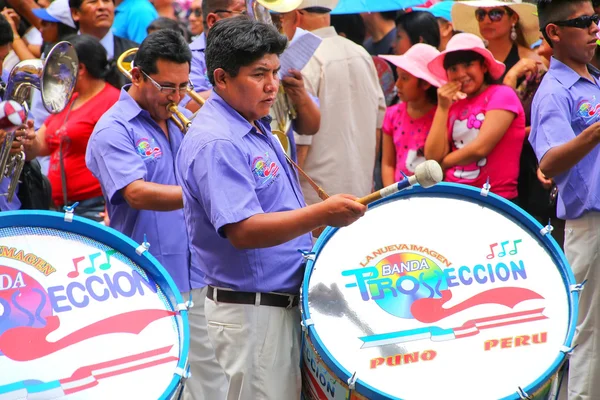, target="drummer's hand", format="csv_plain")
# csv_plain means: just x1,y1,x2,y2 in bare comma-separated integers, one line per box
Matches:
536,167,553,189
318,194,367,227
282,69,310,107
